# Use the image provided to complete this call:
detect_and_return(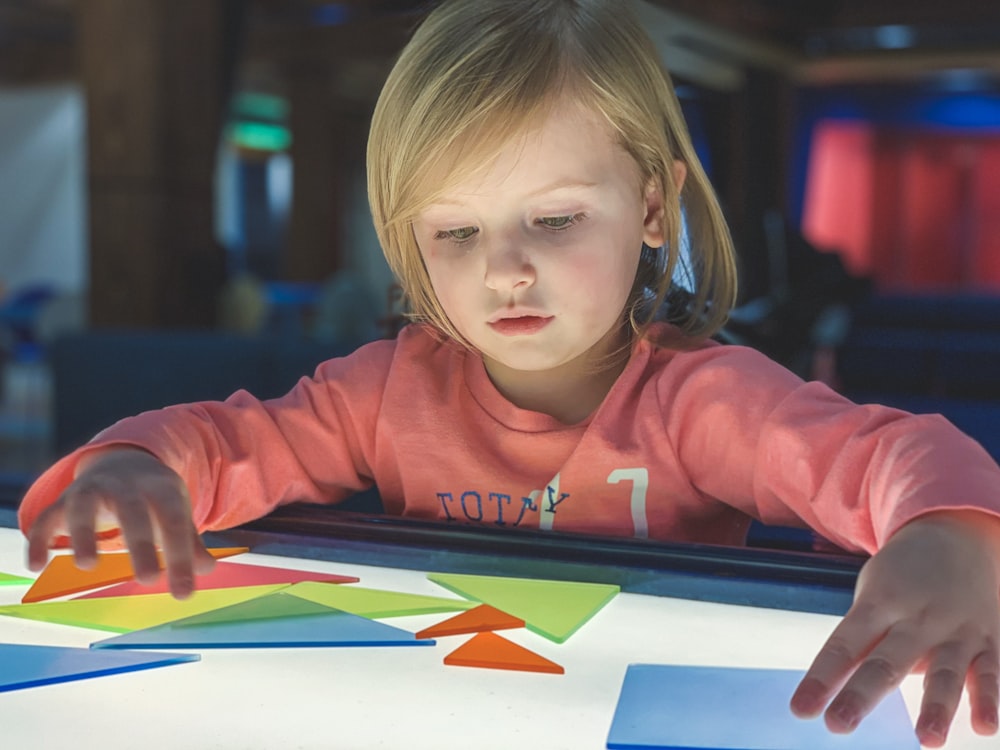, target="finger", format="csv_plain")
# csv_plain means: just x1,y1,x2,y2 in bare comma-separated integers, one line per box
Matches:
114,498,161,584
26,504,67,571
824,625,926,734
62,488,102,569
153,507,198,600
967,647,1000,736
191,530,216,576
914,639,978,747
791,602,888,718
